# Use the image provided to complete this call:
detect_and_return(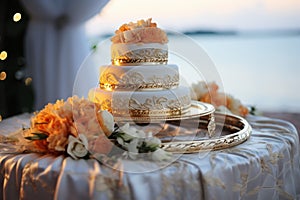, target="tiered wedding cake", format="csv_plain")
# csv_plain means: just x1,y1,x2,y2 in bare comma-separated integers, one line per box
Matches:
88,19,191,118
